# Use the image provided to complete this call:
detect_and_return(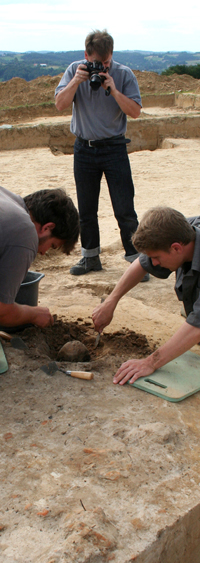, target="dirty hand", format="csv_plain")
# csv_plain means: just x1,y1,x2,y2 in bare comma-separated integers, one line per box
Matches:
33,306,55,328
92,300,114,333
113,357,155,385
